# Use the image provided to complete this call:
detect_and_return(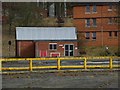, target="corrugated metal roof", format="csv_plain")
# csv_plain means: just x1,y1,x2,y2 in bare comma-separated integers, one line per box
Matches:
16,27,77,40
